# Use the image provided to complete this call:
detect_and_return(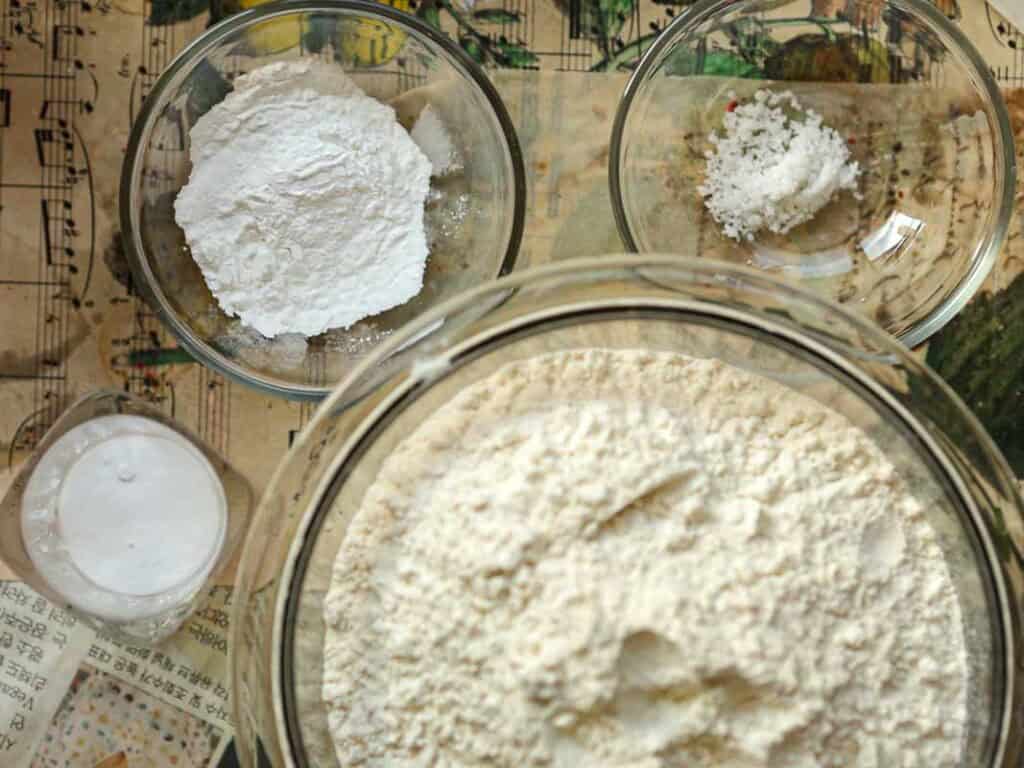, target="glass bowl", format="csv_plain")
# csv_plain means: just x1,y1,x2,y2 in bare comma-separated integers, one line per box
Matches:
230,255,1024,767
120,0,525,400
609,0,1015,348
